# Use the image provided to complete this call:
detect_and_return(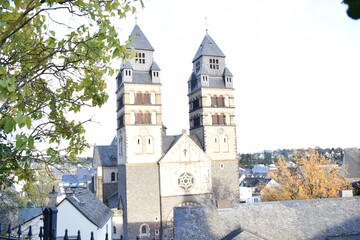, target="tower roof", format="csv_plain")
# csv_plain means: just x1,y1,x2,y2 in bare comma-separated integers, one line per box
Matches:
151,61,161,71
192,33,225,62
223,67,233,76
128,25,154,51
